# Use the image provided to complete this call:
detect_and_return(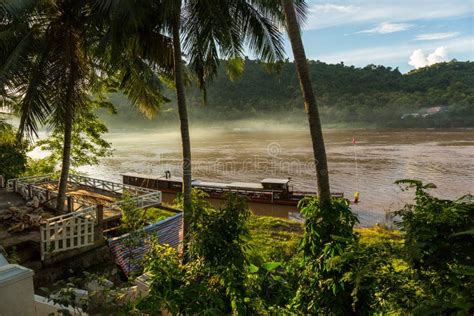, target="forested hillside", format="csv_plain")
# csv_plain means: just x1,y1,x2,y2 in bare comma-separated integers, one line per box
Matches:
104,60,474,128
